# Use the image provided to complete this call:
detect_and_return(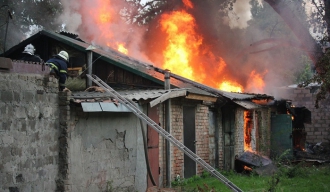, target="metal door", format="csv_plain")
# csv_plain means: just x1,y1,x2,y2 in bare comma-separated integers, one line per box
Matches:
147,105,159,187
183,106,196,178
222,107,235,170
271,114,293,158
